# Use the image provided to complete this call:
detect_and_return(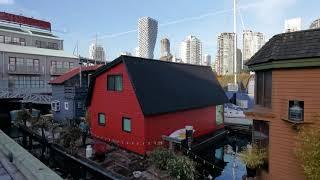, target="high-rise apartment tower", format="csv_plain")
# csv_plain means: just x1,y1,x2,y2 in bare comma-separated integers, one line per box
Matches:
138,17,158,59
180,35,202,65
